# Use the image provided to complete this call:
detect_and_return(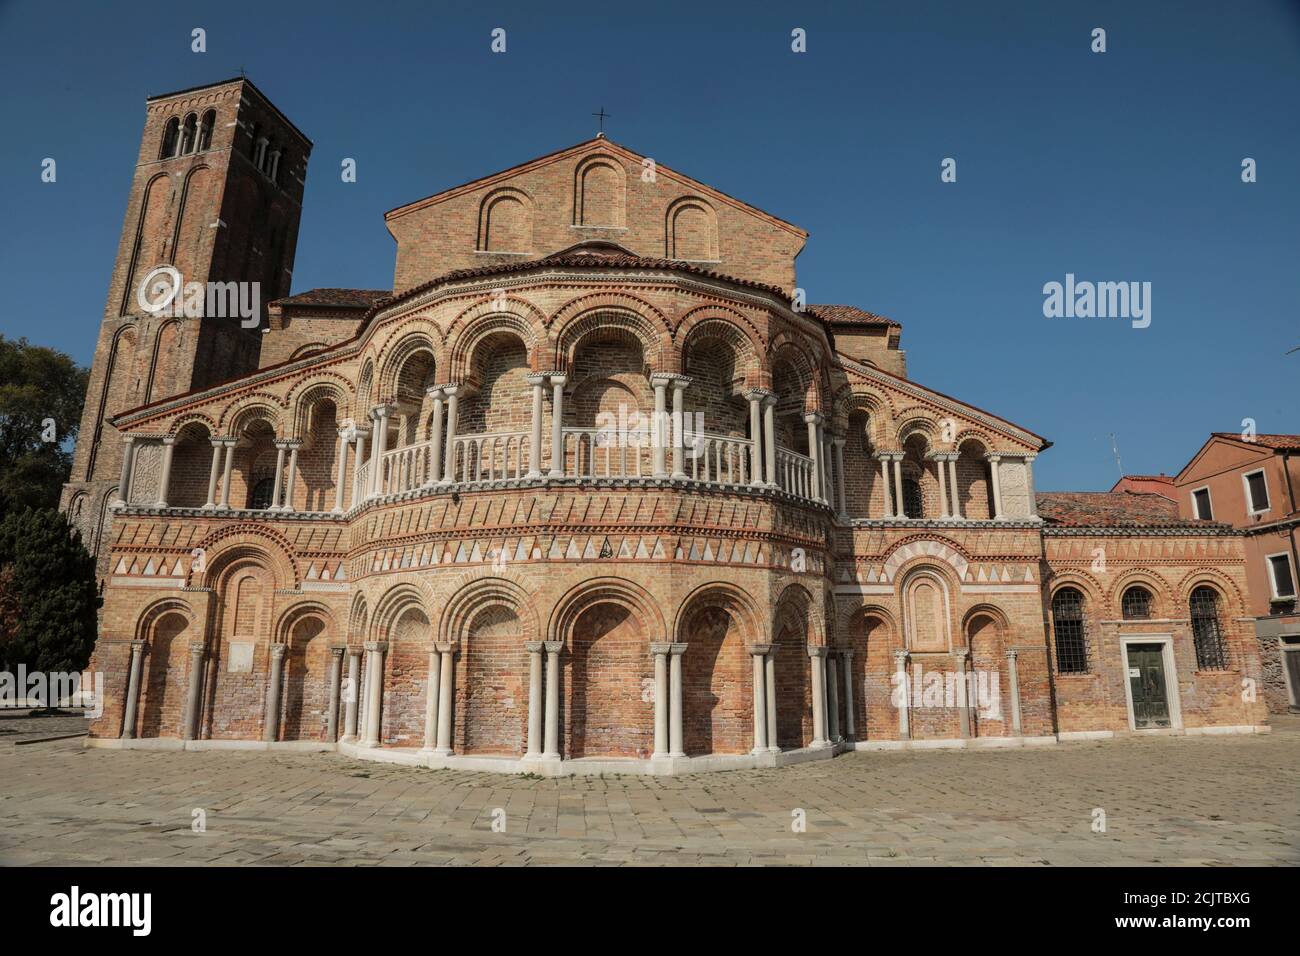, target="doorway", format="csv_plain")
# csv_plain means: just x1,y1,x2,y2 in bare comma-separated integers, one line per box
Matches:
1126,643,1172,729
